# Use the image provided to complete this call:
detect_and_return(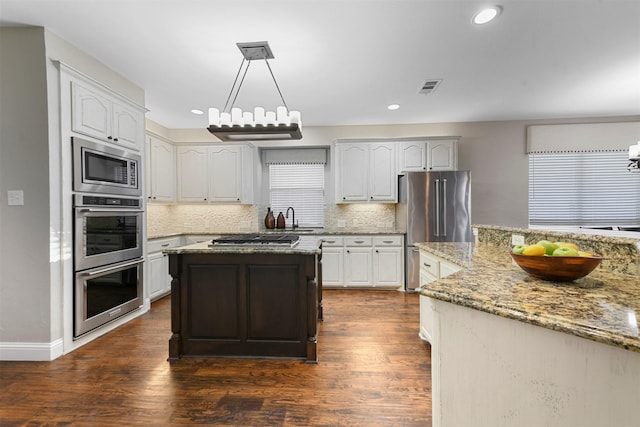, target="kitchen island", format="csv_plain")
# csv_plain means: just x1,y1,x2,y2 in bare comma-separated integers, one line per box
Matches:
417,241,640,427
164,236,322,363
